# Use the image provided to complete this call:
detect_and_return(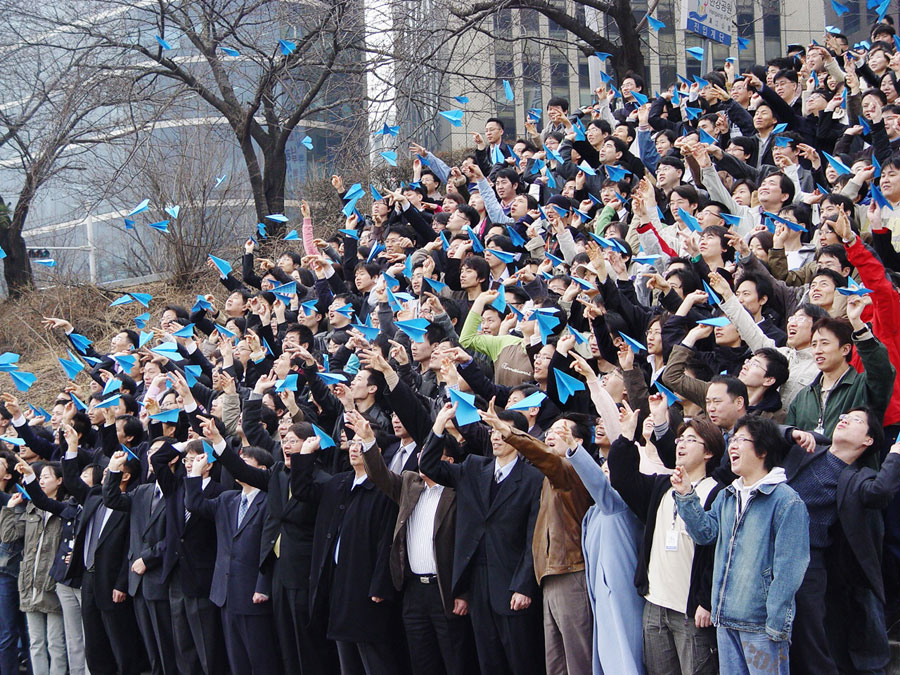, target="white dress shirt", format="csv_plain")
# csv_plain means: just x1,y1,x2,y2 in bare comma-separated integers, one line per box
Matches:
406,483,444,575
